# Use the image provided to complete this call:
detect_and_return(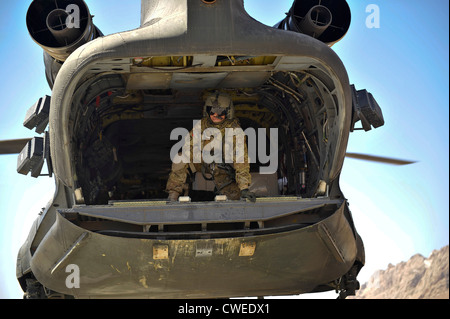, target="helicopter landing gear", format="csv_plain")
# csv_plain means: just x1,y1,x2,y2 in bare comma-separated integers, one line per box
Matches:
23,277,73,299
24,278,45,299
335,264,361,299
